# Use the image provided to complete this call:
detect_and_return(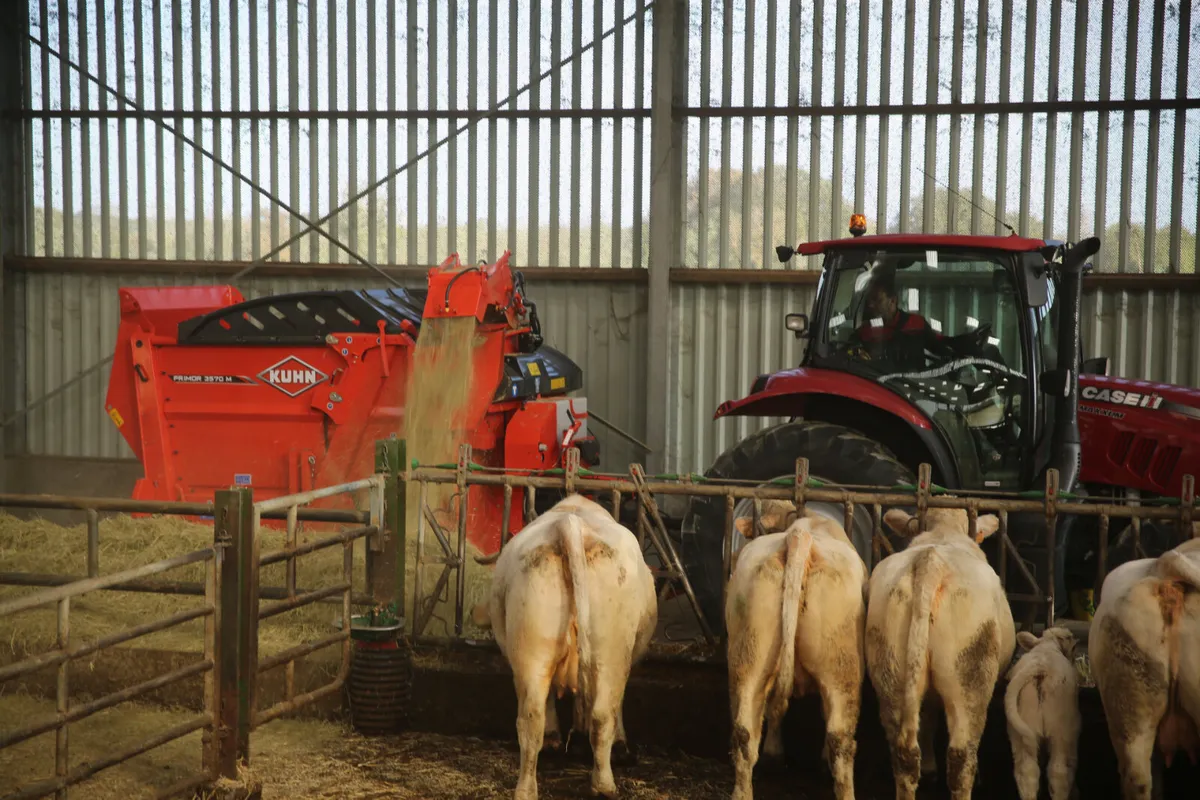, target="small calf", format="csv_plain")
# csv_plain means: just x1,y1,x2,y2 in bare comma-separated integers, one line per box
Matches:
1003,627,1081,800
